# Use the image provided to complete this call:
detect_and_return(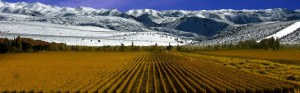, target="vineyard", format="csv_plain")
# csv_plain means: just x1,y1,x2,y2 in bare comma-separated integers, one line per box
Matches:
0,52,299,92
